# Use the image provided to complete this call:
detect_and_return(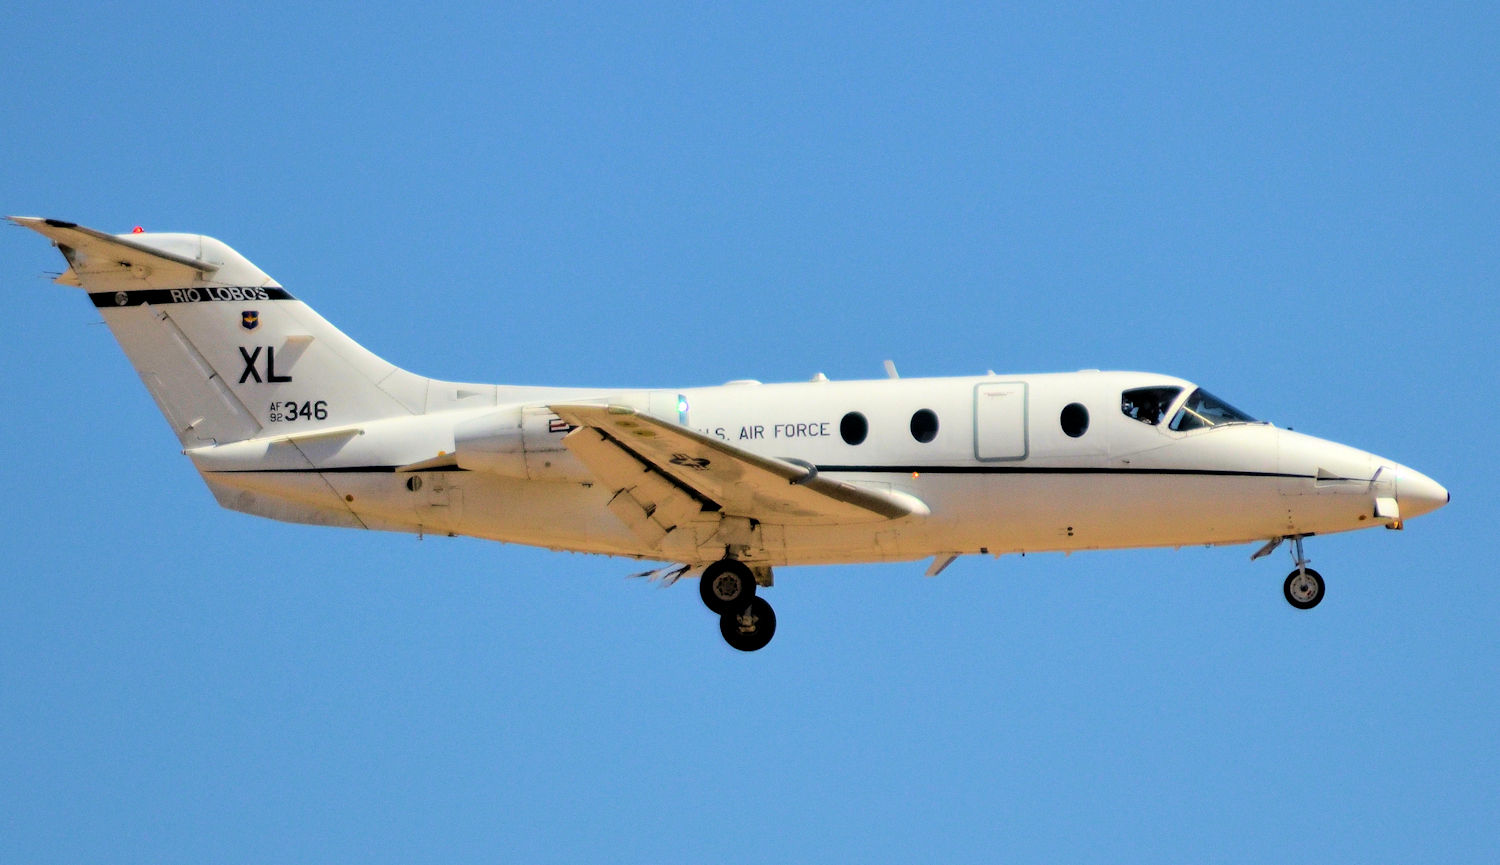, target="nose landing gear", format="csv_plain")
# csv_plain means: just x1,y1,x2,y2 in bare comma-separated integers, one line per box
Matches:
1254,535,1326,610
698,559,777,651
1281,535,1325,610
